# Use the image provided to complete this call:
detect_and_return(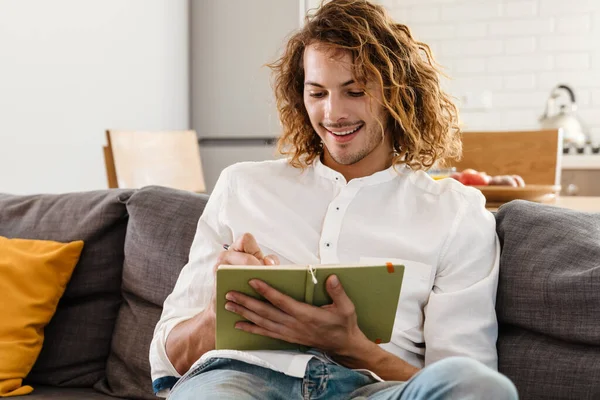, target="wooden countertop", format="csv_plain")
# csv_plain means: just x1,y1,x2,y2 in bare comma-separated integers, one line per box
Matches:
487,196,600,213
